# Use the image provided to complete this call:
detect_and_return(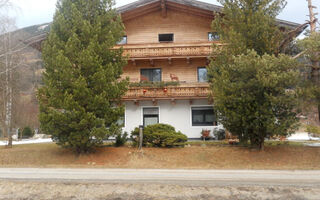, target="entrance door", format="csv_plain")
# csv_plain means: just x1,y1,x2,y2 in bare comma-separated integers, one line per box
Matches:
143,107,159,127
